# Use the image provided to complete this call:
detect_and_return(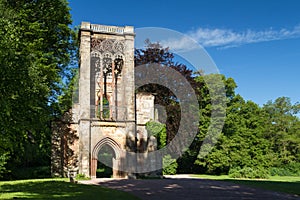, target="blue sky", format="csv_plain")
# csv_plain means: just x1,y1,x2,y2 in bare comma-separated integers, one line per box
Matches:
69,0,300,106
